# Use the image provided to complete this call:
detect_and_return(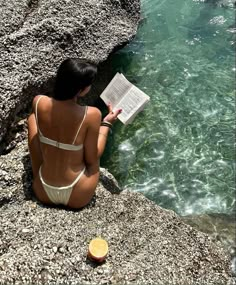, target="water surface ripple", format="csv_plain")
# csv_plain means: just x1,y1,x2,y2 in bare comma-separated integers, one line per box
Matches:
101,0,235,216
